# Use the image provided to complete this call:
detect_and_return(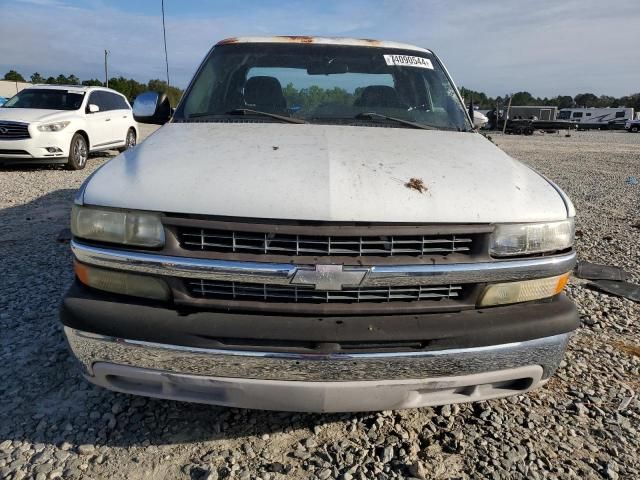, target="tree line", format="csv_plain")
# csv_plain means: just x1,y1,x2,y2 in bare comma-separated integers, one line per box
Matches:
460,87,640,111
3,70,183,106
